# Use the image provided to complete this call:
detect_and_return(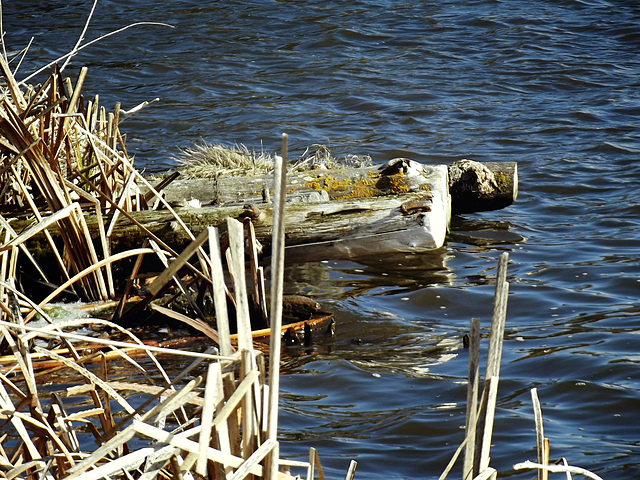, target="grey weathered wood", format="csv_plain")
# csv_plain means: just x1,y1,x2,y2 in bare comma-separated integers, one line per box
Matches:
463,318,481,480
158,160,516,214
107,159,453,258
11,160,516,261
